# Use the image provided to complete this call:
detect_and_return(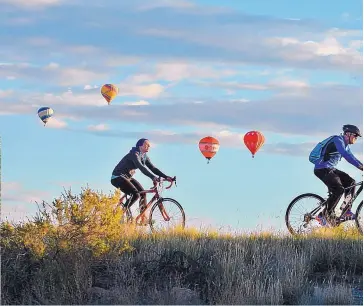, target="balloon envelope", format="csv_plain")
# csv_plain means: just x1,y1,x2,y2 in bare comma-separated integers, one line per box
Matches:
199,136,220,163
243,131,265,158
101,84,118,104
37,107,54,125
